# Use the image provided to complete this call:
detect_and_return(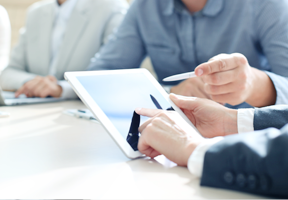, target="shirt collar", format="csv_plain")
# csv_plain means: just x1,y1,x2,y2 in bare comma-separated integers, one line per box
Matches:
202,0,223,17
163,0,223,17
54,0,79,20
